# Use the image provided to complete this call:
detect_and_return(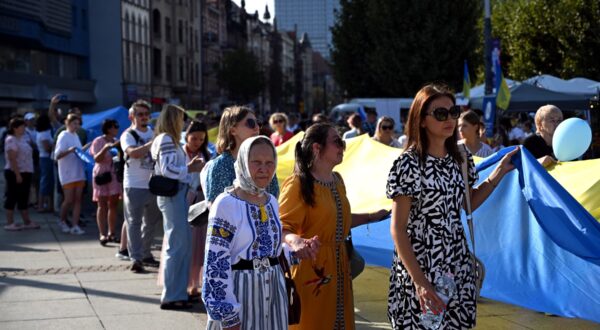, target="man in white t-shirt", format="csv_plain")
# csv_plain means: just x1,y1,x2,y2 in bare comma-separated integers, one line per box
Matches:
120,100,161,273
